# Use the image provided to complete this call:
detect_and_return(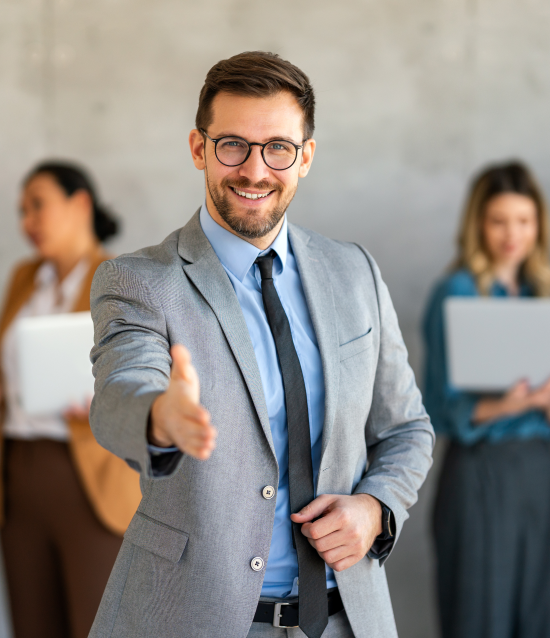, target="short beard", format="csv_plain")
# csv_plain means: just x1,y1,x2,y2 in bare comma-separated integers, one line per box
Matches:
206,169,297,239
